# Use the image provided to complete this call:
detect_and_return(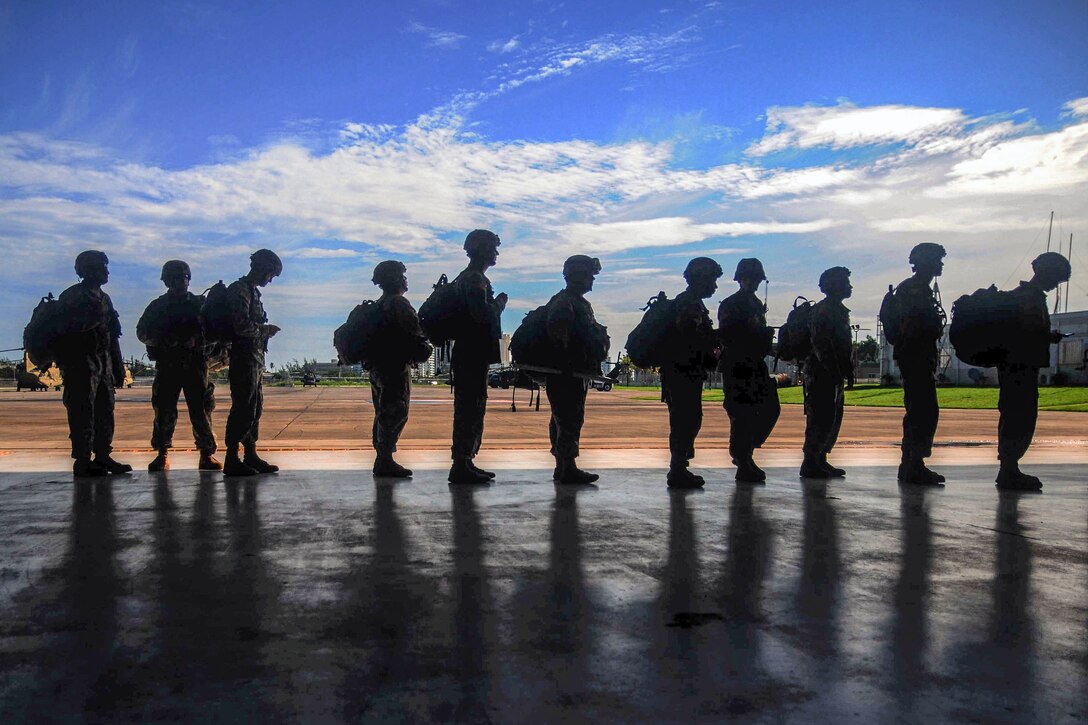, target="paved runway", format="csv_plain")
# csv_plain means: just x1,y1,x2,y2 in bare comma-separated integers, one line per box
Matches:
1,457,1085,723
